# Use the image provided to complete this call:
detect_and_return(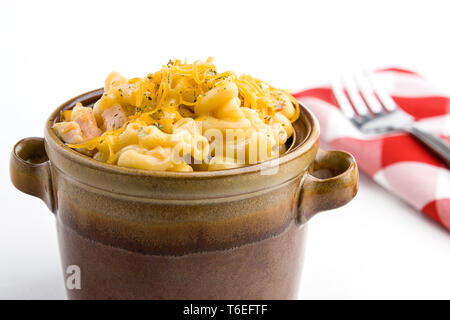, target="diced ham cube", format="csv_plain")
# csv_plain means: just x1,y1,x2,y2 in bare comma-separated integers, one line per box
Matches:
53,121,85,144
102,104,127,131
71,104,102,139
